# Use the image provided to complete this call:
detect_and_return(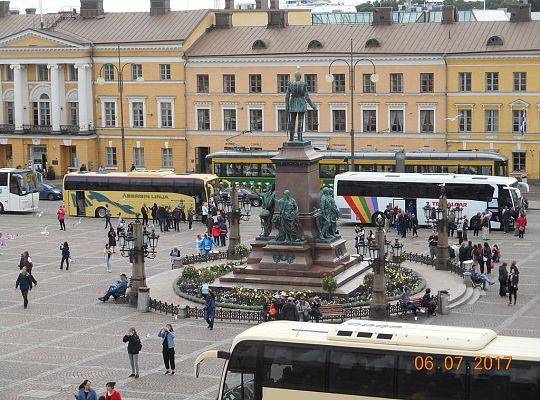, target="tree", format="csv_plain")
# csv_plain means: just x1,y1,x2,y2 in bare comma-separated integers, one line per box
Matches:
322,275,338,300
